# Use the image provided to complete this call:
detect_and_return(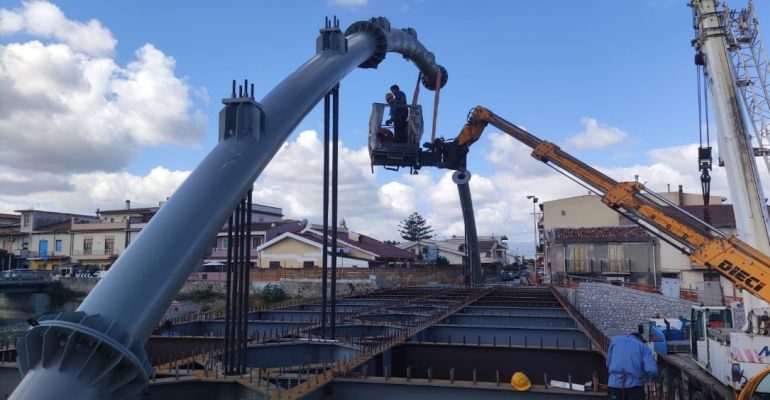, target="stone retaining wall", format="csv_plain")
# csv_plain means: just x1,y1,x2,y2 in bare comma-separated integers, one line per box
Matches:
559,282,697,337
58,276,377,299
